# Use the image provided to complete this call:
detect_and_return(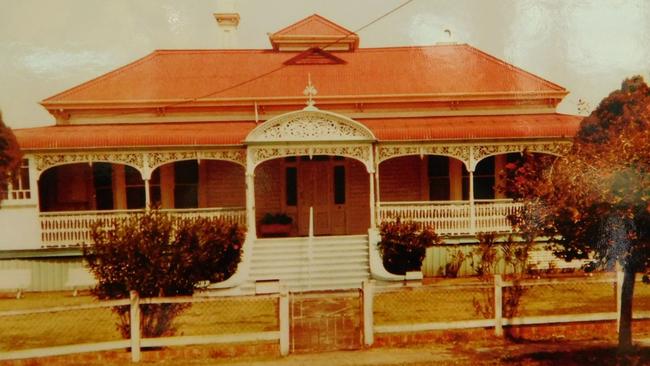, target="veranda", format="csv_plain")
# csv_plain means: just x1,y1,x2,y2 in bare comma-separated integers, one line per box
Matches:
4,110,568,248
